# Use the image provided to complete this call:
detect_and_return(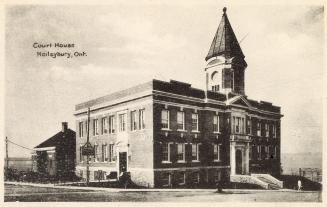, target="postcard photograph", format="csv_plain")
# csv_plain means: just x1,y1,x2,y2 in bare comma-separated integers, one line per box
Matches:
2,0,324,204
